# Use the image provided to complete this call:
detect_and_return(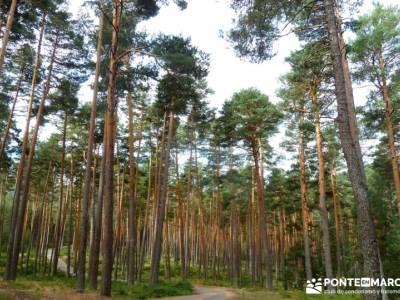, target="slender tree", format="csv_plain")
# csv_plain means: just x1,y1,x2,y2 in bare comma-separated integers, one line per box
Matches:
76,0,104,291
100,0,122,295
